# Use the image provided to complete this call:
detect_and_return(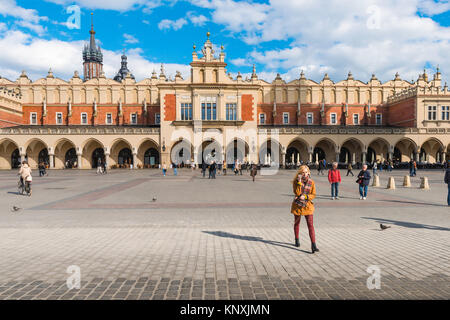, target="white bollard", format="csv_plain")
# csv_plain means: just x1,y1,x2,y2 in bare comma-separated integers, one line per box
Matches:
420,177,430,190
372,174,380,187
387,176,396,190
403,175,411,187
